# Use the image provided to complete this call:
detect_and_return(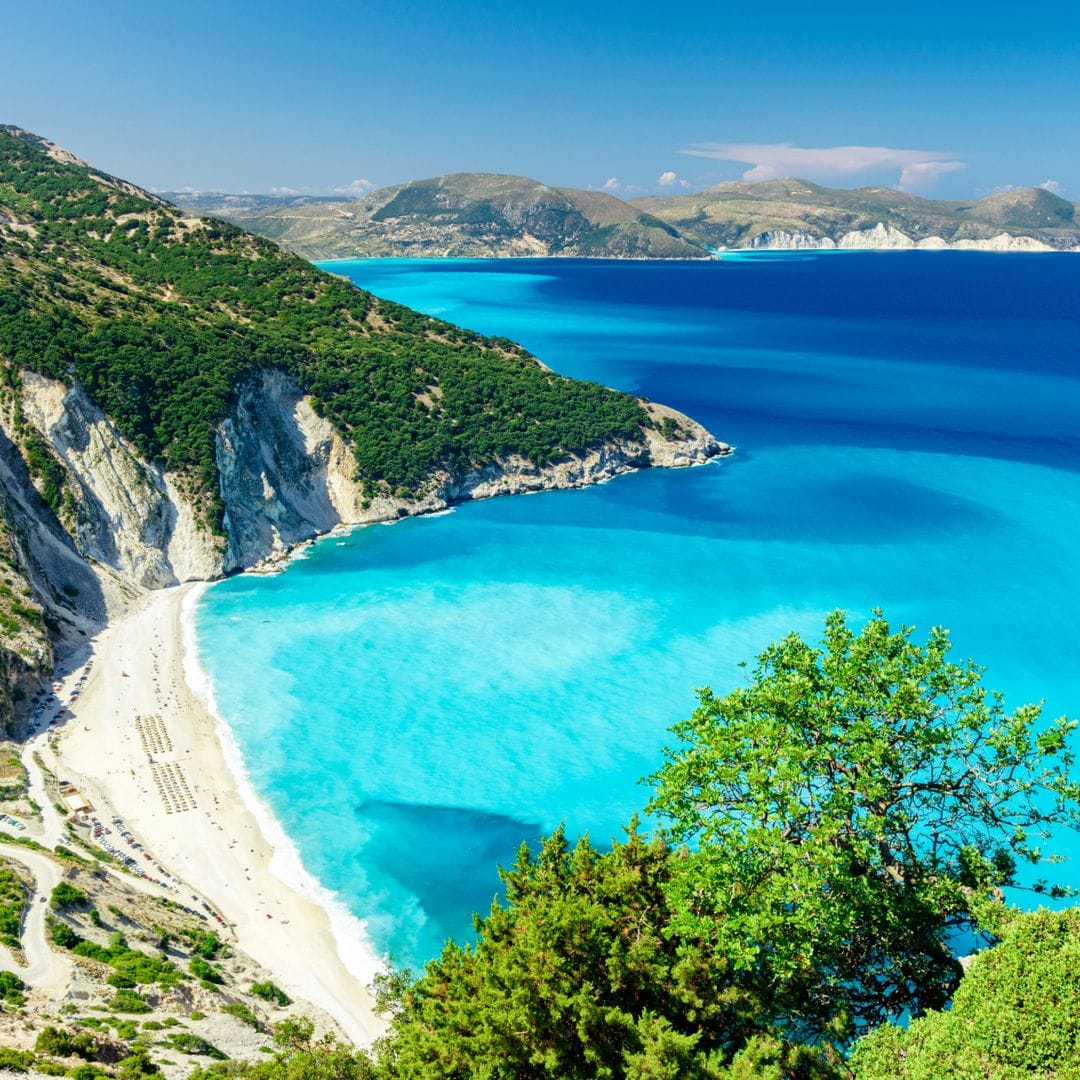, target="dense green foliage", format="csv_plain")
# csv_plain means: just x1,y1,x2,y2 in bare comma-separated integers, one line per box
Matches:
647,610,1080,1043
48,922,185,989
50,880,88,910
0,857,28,949
851,906,1080,1078
0,968,25,1007
0,128,651,526
35,1026,101,1061
368,824,838,1078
